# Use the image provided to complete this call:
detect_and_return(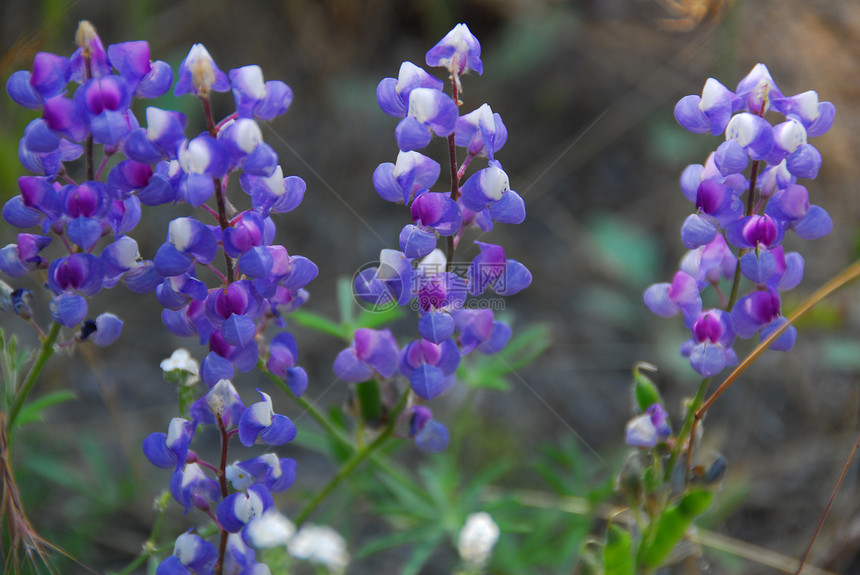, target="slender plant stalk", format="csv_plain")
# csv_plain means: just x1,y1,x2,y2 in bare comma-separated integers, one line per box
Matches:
664,377,710,483
686,258,860,474
258,360,354,450
793,427,860,575
6,321,61,431
293,390,410,526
